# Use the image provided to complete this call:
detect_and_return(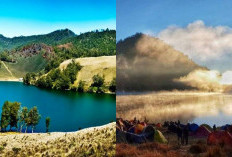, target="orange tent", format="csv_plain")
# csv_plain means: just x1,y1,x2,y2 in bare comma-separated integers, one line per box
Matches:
135,124,145,134
156,123,162,128
207,131,232,147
